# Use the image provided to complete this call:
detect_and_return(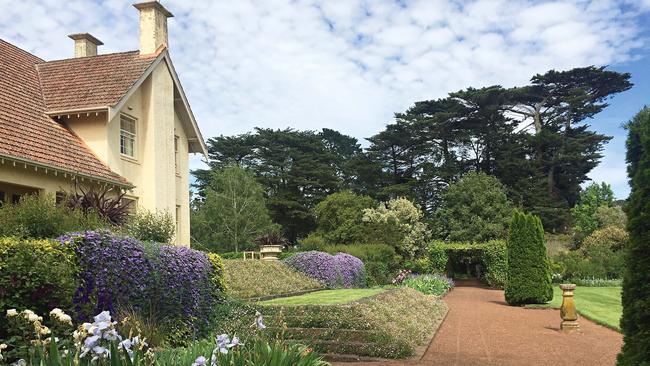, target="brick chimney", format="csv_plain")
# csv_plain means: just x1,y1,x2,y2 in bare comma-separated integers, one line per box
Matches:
133,1,173,55
68,33,103,58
